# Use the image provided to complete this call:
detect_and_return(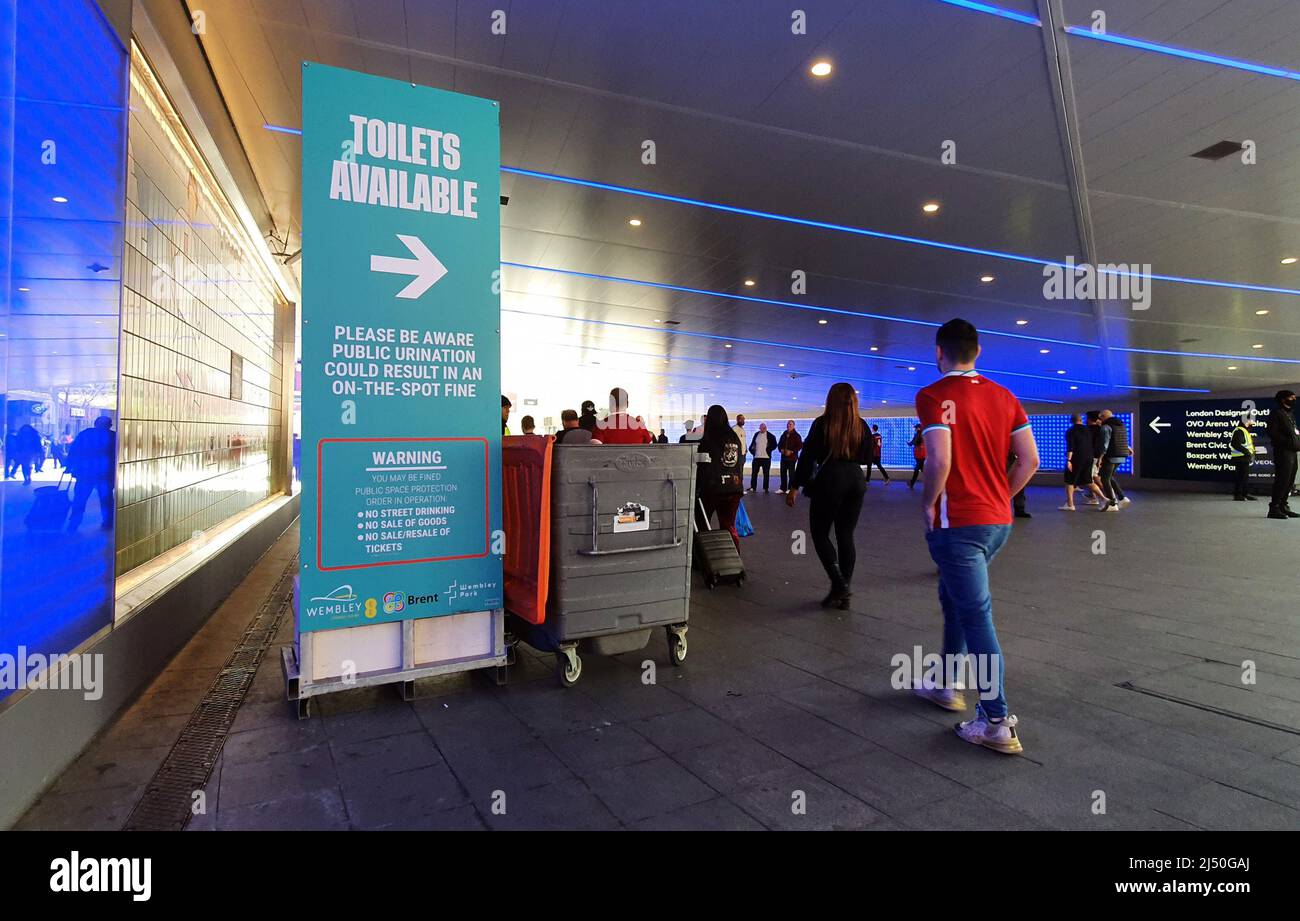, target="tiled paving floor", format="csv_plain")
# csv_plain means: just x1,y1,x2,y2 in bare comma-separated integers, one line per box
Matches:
17,483,1300,830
